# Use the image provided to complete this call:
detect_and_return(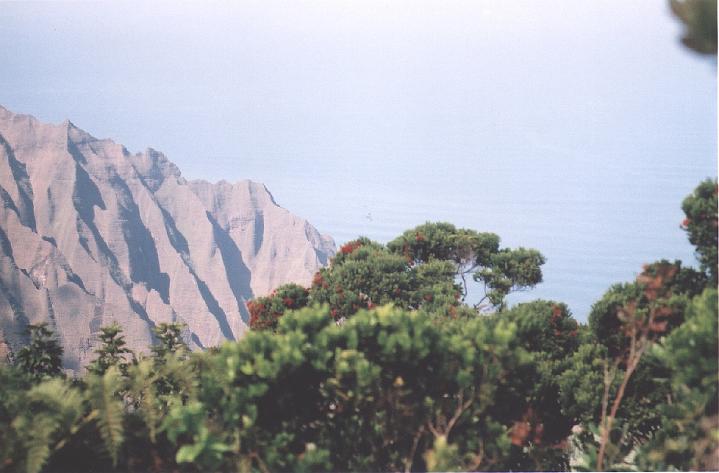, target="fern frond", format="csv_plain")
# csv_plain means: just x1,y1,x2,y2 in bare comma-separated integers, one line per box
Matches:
13,379,84,473
26,378,84,428
129,359,159,442
87,365,125,466
19,415,53,473
161,352,197,397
